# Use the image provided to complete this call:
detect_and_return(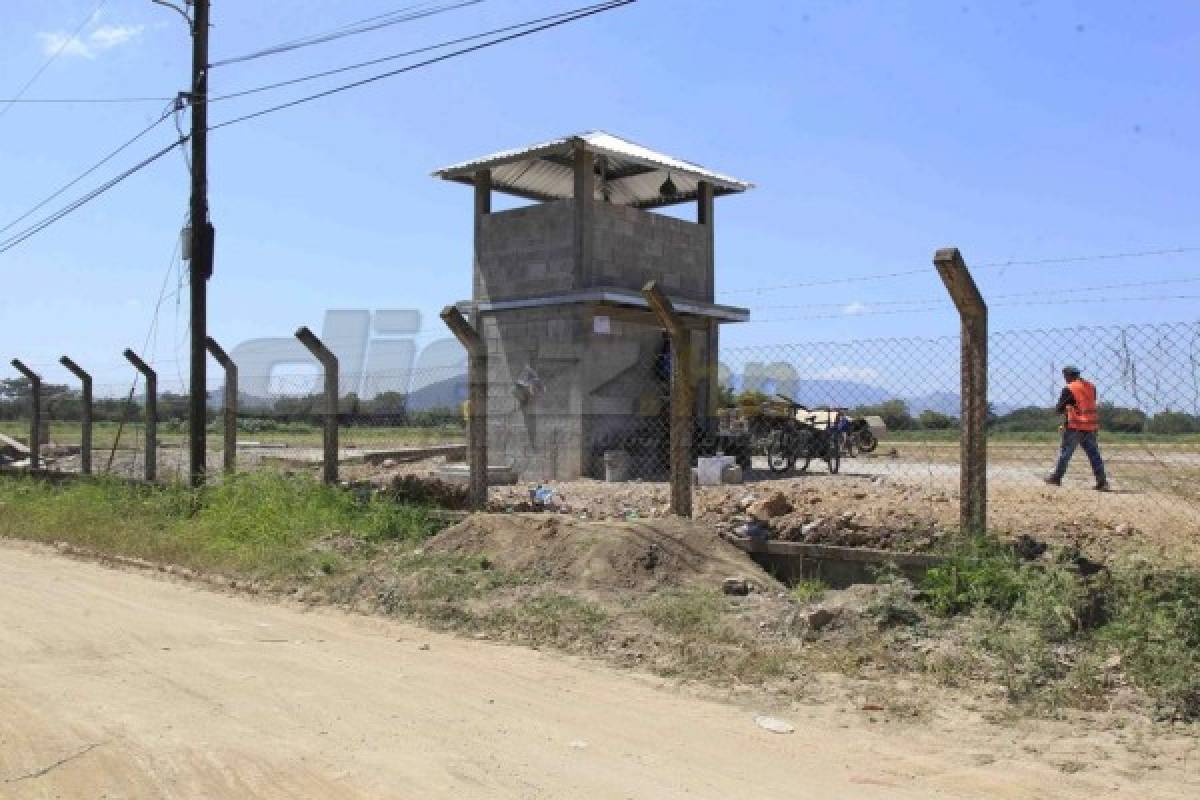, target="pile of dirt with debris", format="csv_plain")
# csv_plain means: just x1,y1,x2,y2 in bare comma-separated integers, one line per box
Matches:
695,483,951,552
425,513,781,594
